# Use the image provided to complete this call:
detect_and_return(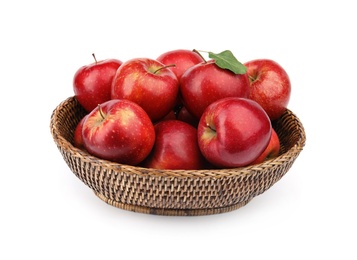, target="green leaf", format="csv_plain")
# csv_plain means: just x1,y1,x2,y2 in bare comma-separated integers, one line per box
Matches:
208,50,247,74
